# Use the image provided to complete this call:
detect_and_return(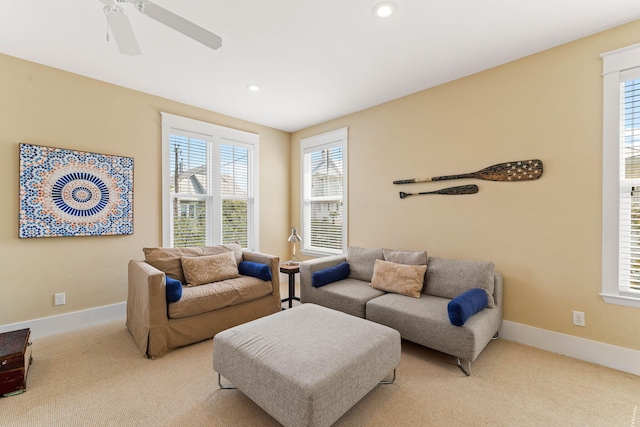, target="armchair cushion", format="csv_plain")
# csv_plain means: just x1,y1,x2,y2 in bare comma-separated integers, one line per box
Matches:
165,276,183,303
182,251,239,286
447,288,488,326
143,244,243,284
239,261,272,282
312,262,350,288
